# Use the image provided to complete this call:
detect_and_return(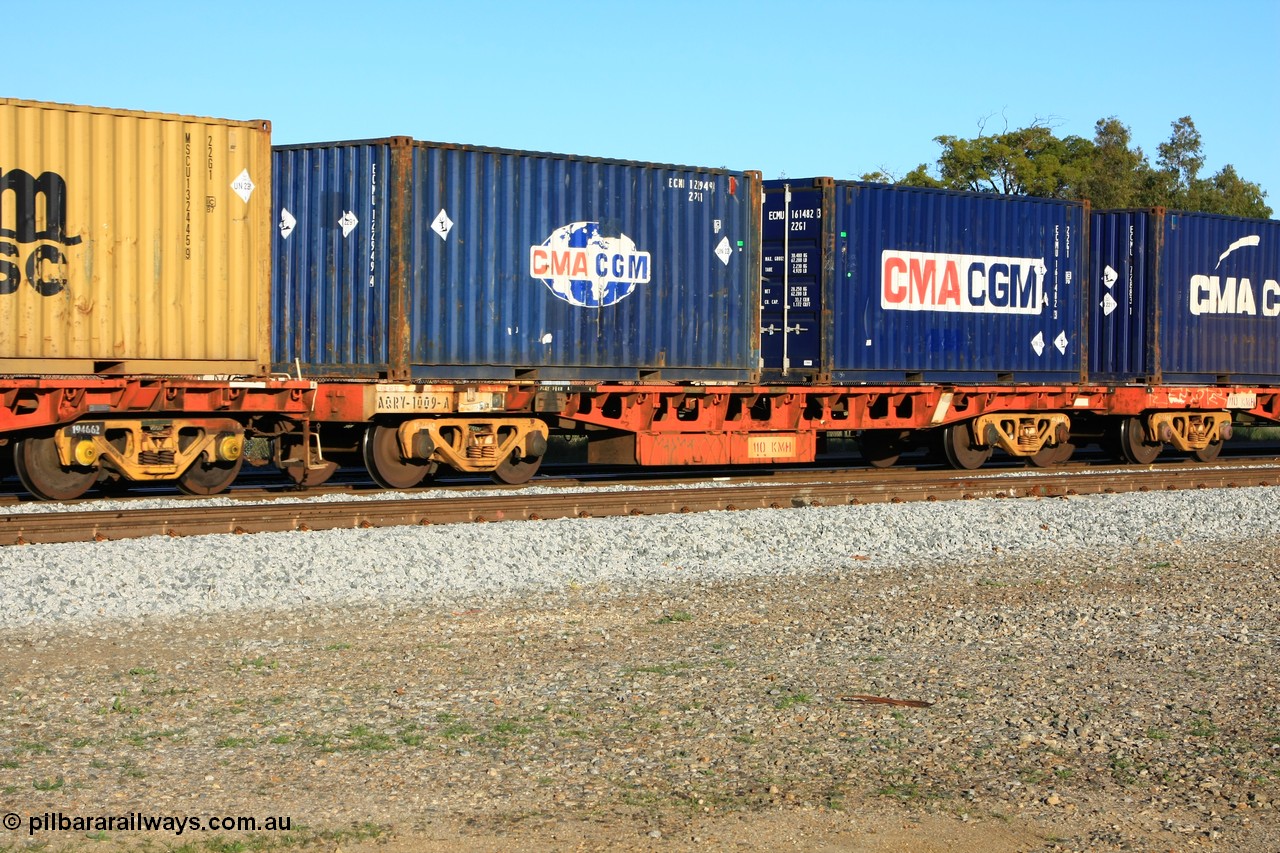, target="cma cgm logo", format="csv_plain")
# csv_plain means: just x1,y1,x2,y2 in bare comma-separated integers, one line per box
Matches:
0,168,80,297
530,222,651,308
1189,235,1280,316
881,250,1046,315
